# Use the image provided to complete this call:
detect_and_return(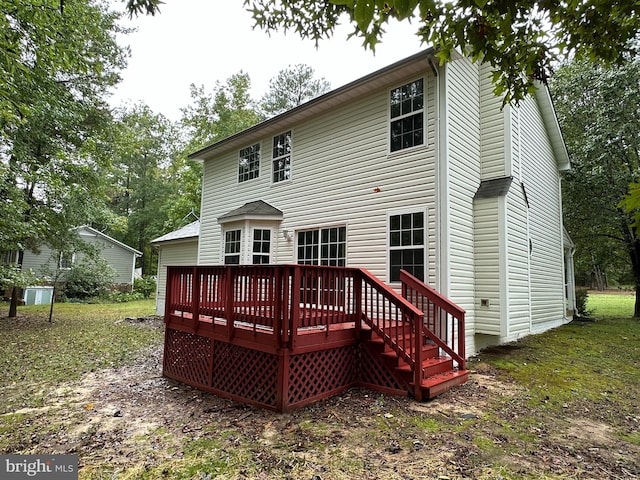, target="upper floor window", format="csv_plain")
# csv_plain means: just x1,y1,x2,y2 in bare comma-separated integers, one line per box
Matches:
272,131,291,183
252,229,271,264
298,226,346,267
390,79,424,152
389,212,424,282
238,144,260,183
224,230,241,264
